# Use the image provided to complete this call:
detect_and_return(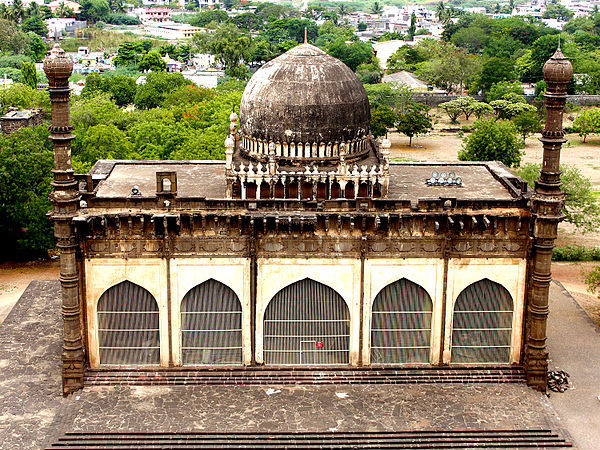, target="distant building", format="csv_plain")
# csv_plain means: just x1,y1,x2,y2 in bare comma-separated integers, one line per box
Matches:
48,0,81,14
1,108,42,135
144,22,202,39
163,53,184,73
141,6,172,22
